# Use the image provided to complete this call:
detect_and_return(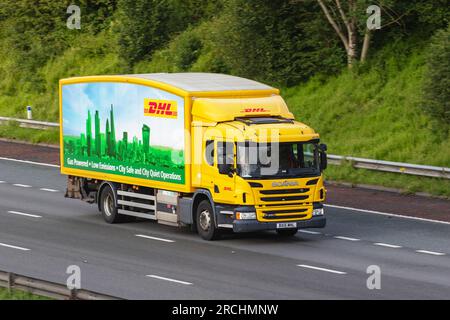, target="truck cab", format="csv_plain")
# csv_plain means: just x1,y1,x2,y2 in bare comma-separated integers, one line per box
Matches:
190,94,327,240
